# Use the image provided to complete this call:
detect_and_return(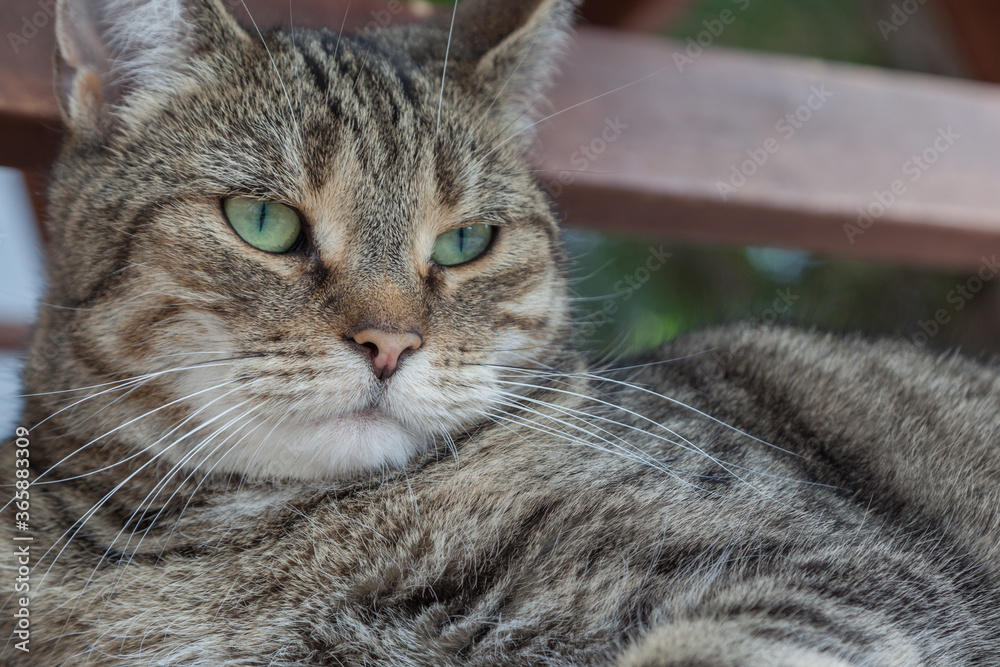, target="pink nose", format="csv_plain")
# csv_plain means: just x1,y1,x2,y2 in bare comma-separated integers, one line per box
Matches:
350,329,423,380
